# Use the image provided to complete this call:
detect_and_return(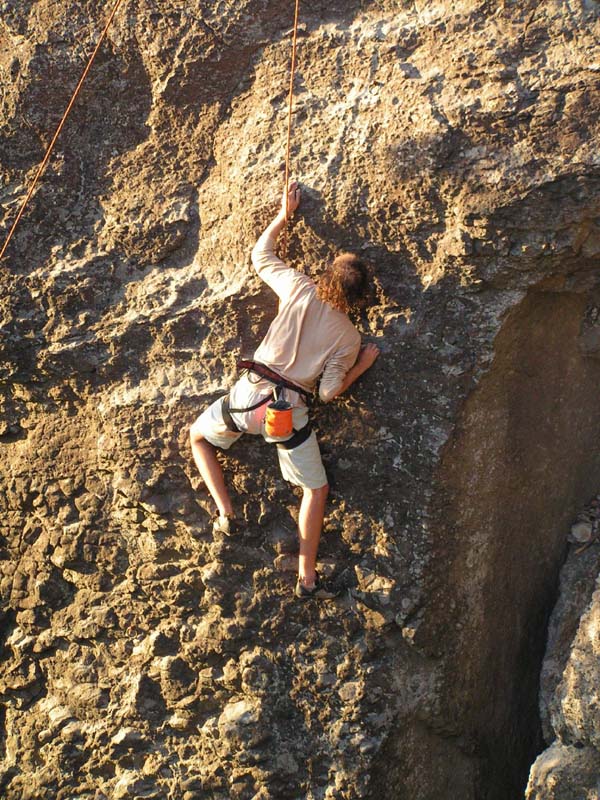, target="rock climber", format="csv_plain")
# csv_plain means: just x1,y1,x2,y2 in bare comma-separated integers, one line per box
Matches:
189,181,380,599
